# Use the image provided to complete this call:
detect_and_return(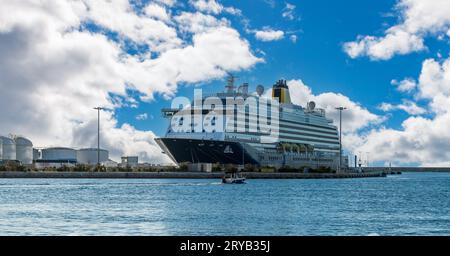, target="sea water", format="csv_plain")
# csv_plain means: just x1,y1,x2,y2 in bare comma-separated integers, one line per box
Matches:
0,172,449,235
